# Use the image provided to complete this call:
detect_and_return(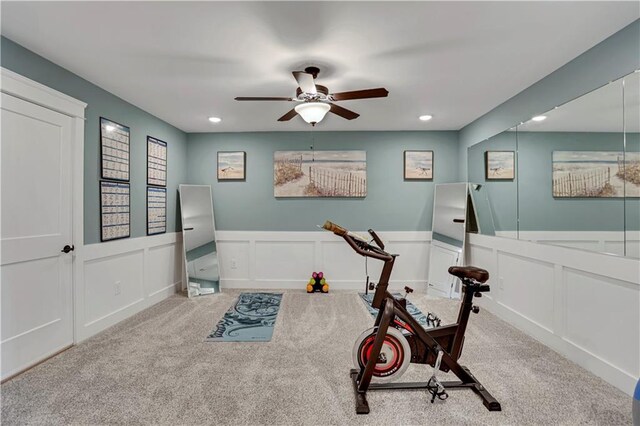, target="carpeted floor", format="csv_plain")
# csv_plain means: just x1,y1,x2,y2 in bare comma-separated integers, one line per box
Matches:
1,290,632,425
